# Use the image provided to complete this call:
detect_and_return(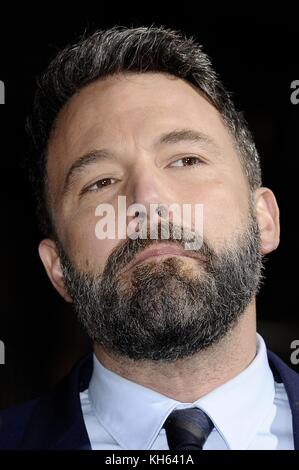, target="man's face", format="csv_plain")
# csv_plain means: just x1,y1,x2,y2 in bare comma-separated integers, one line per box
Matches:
41,72,273,361
47,72,251,268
